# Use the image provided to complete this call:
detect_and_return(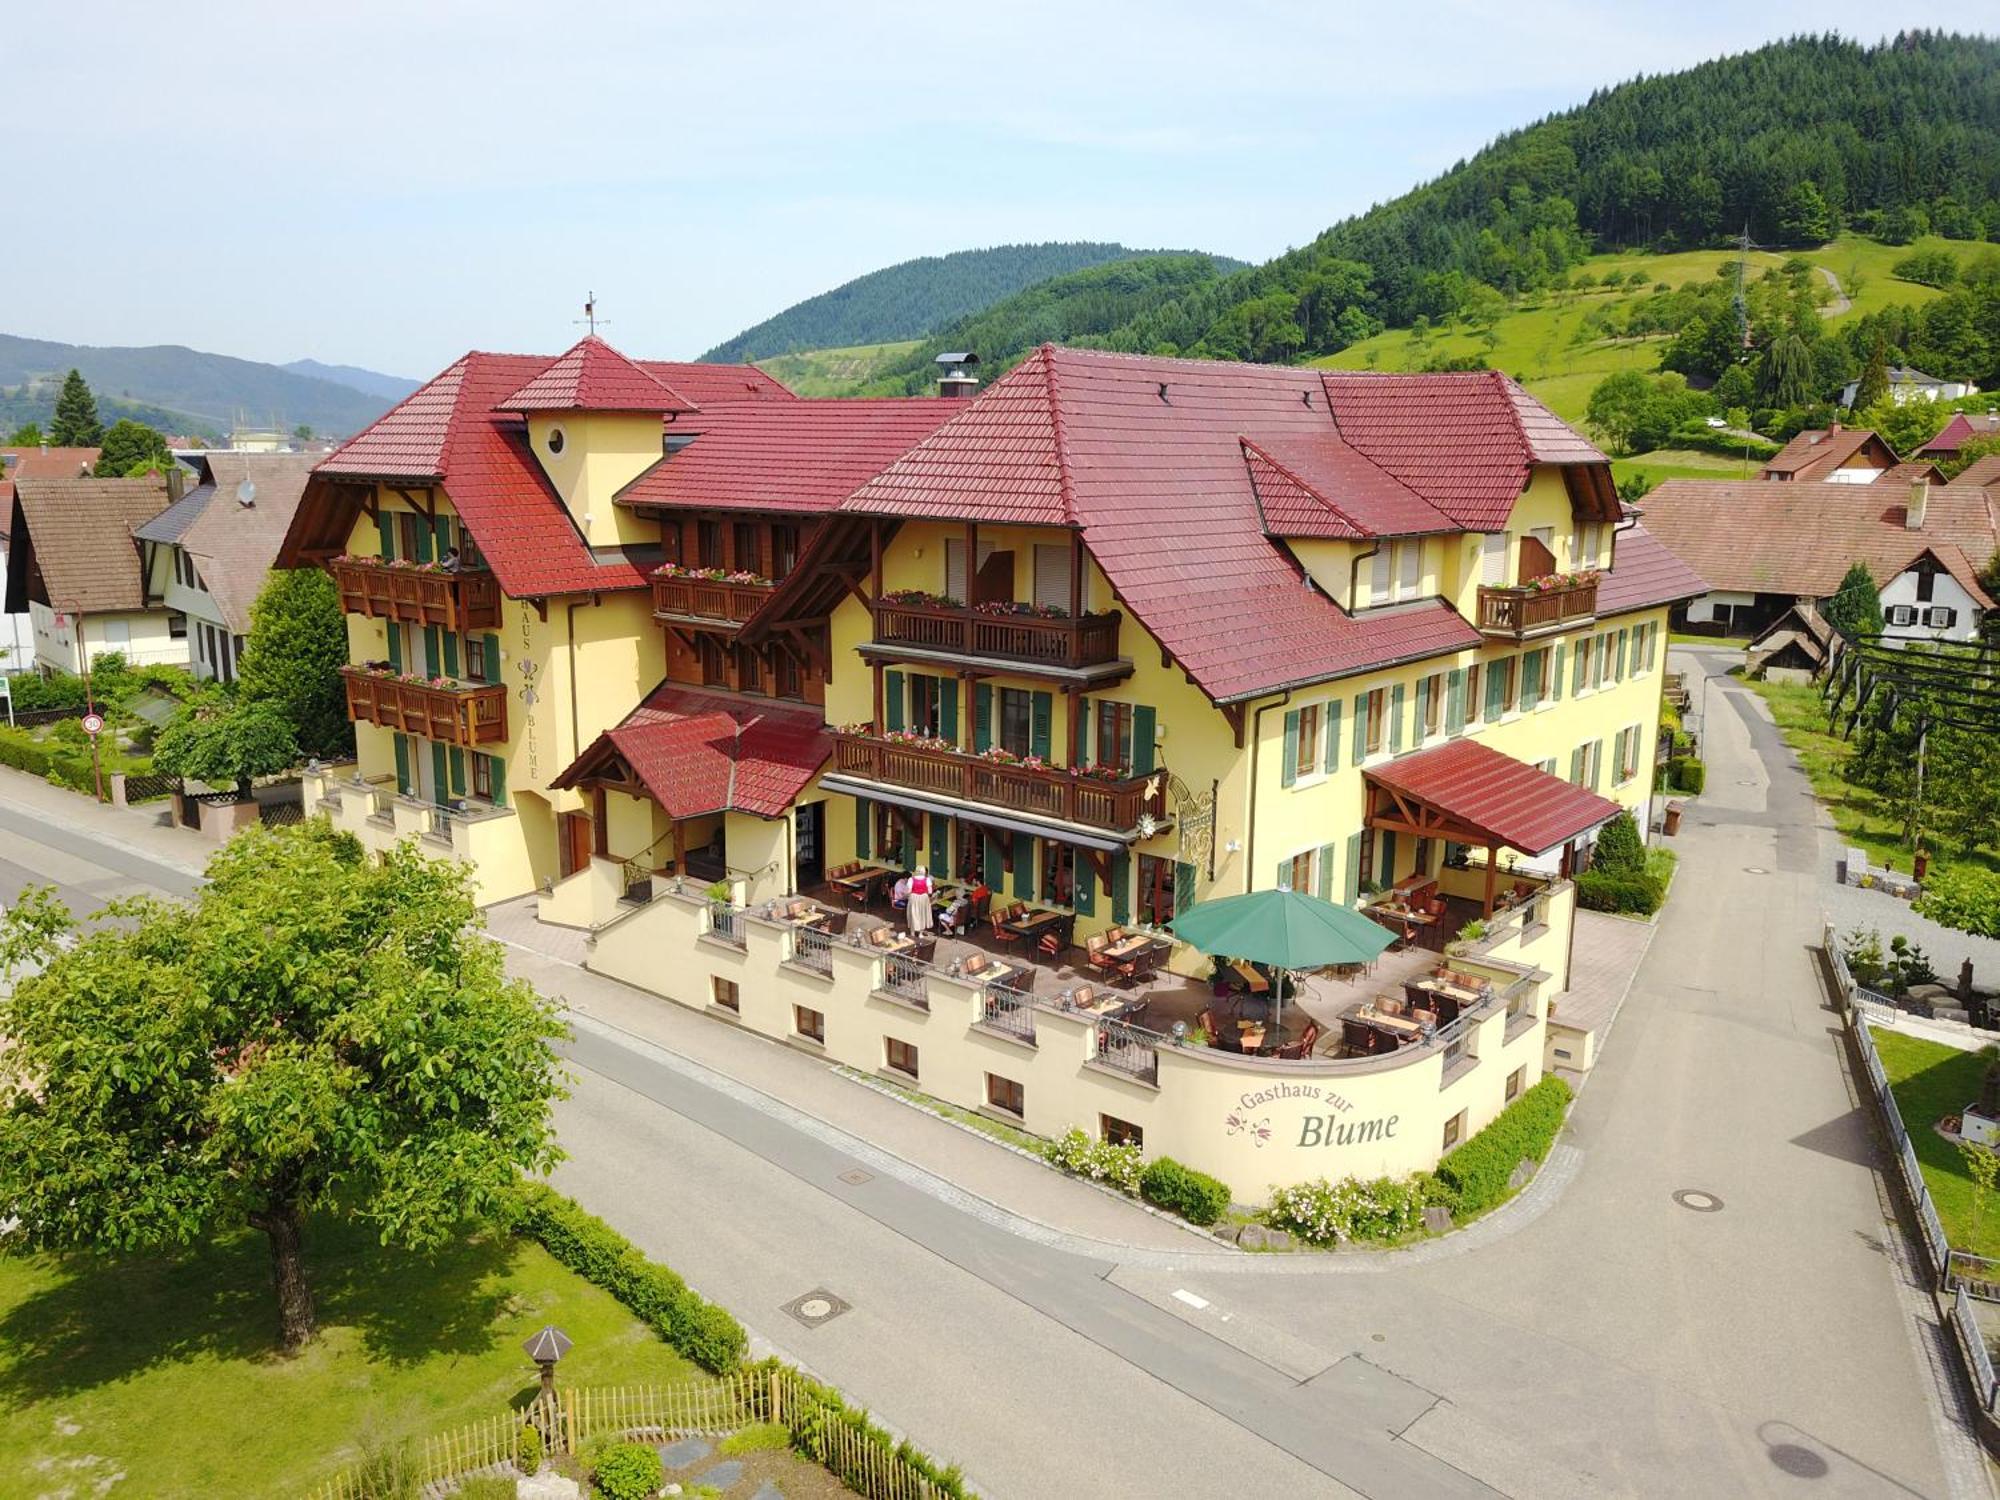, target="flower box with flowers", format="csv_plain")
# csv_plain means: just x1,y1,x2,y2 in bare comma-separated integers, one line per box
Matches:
879,589,964,610
654,562,774,588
